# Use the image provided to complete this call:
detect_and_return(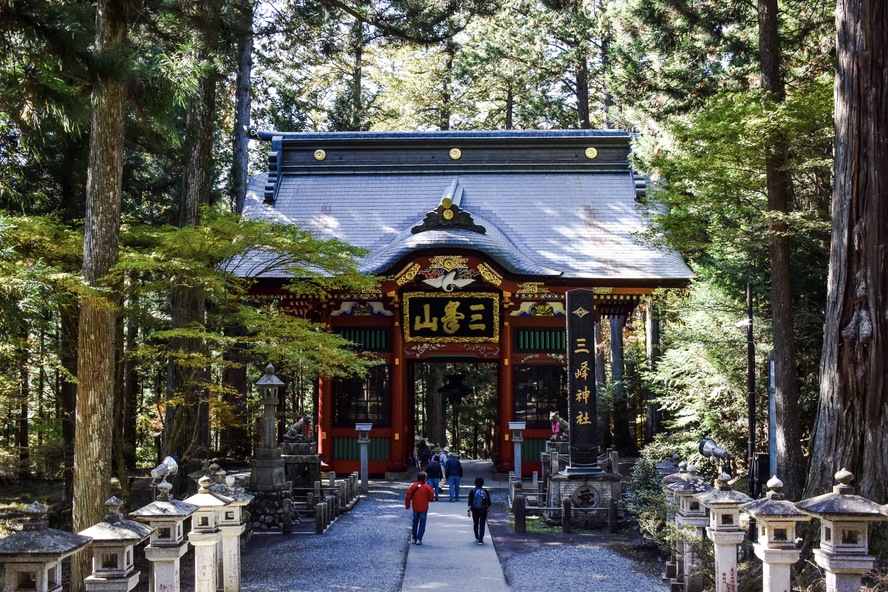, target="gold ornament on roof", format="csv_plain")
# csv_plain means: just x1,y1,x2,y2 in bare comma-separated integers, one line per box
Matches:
449,148,462,160
314,149,326,161
428,255,468,271
396,262,421,285
585,147,598,159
